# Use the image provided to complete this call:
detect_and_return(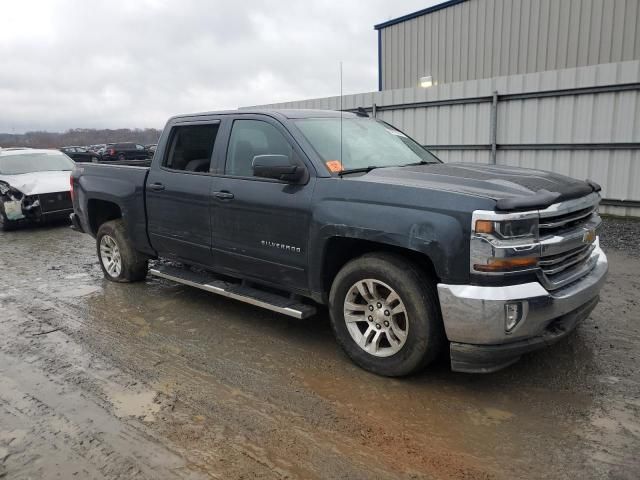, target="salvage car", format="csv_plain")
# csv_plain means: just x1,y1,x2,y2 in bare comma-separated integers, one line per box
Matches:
0,148,74,230
70,109,608,376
